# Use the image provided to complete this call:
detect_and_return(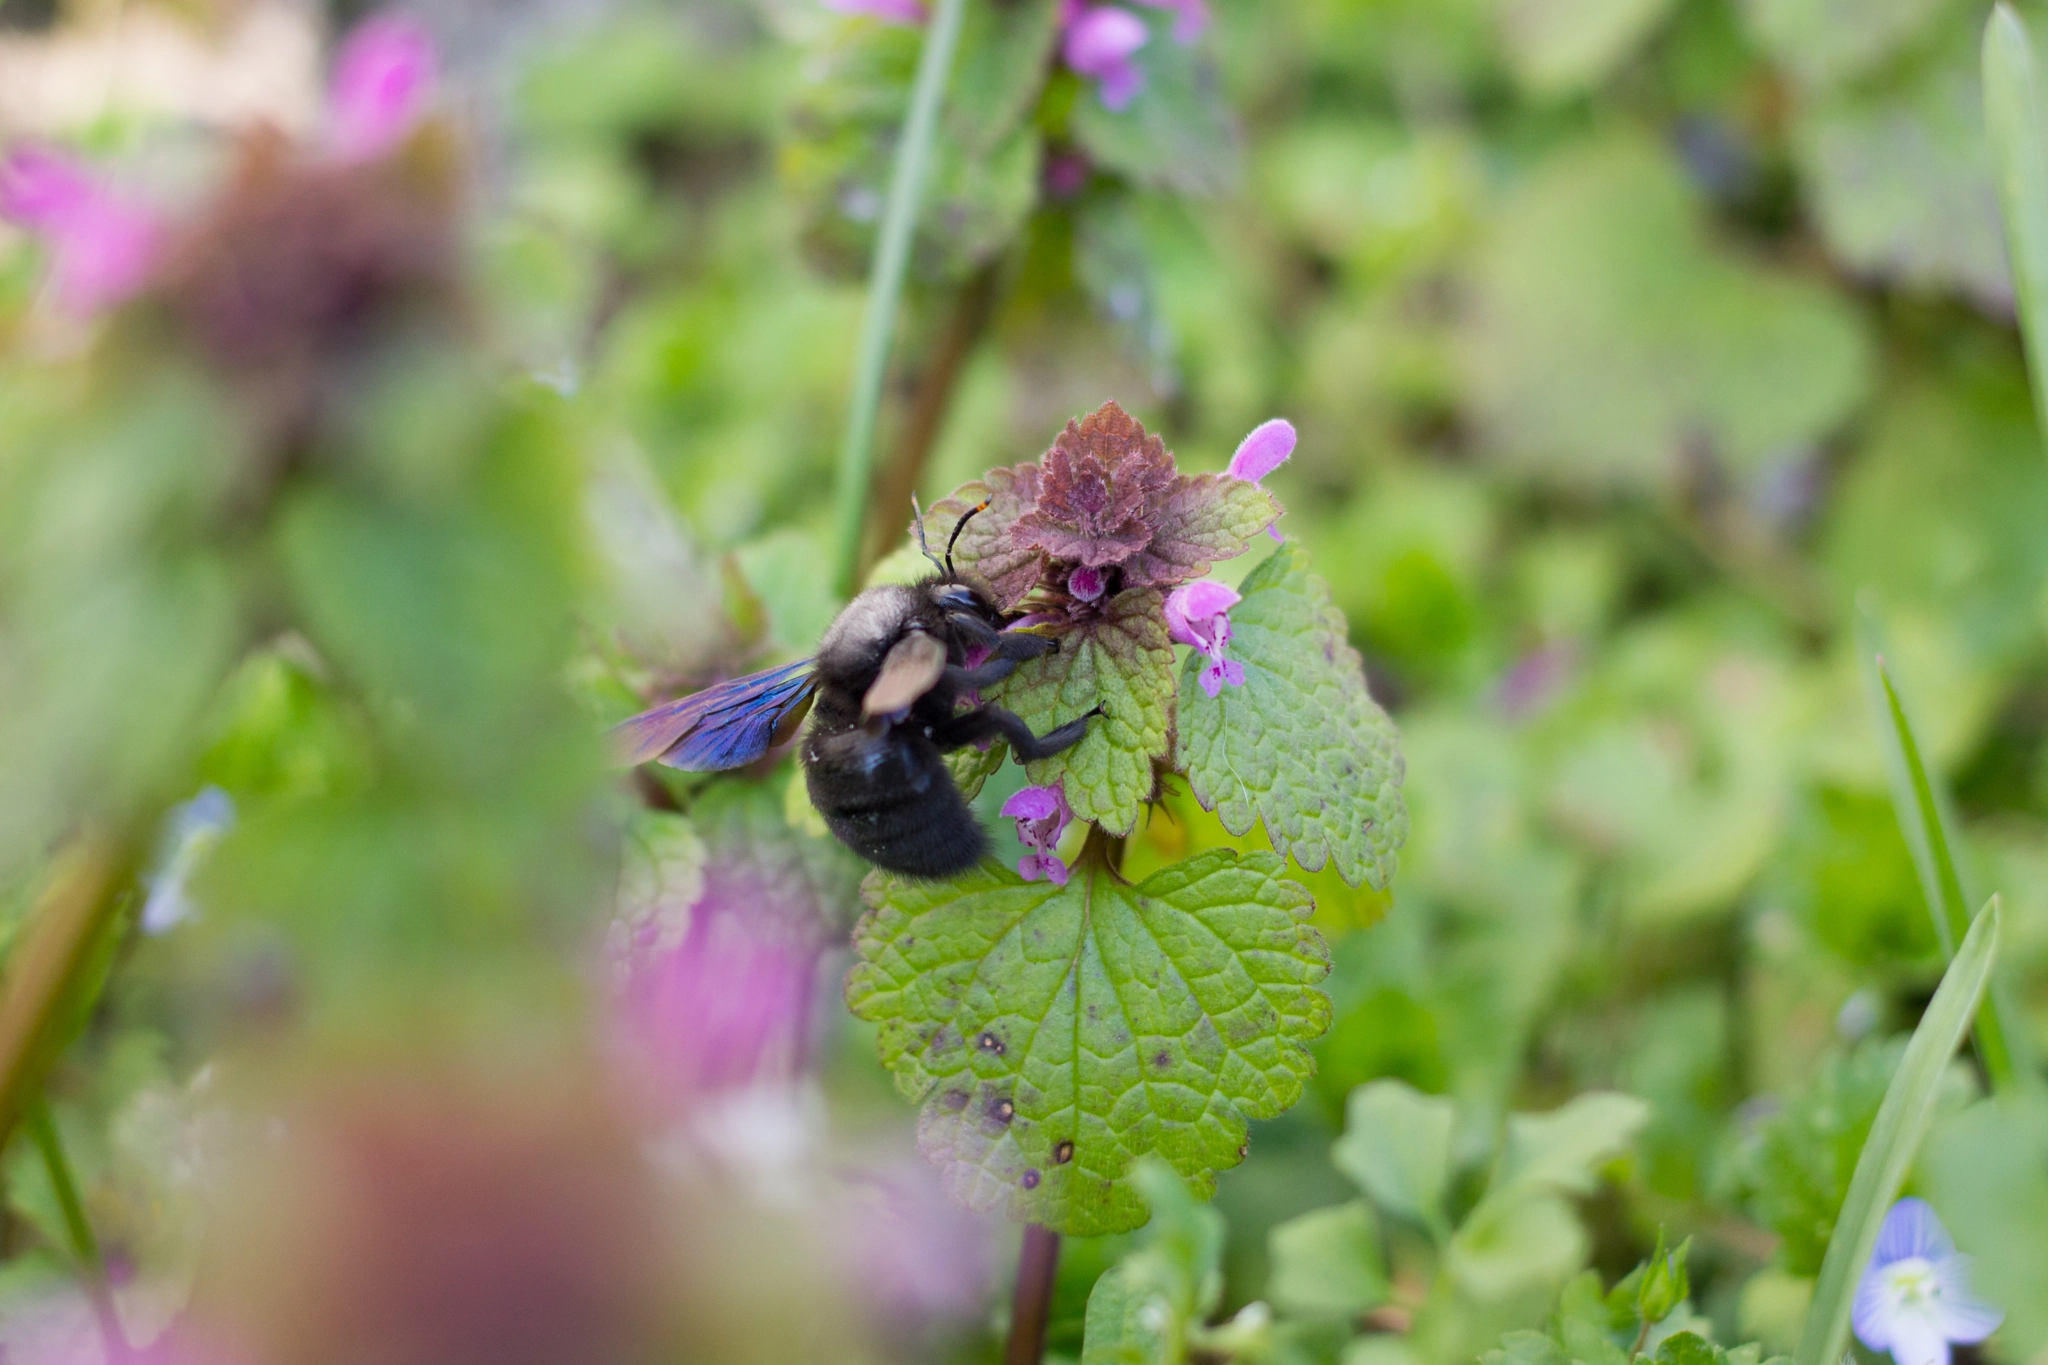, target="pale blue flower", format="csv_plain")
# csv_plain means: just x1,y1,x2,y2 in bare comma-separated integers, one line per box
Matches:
140,786,236,934
1853,1198,2001,1365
